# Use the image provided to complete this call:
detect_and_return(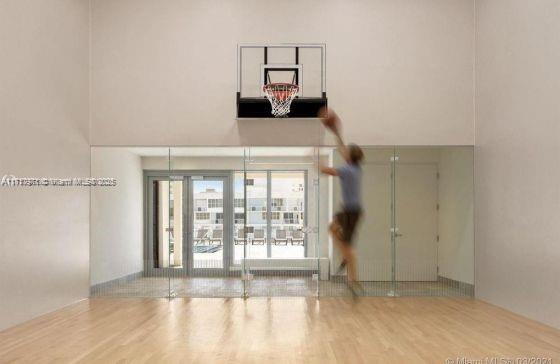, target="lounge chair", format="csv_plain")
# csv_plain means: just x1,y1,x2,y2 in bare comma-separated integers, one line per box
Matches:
209,229,223,246
252,229,266,245
290,230,304,245
193,229,208,245
234,228,247,245
273,229,288,245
